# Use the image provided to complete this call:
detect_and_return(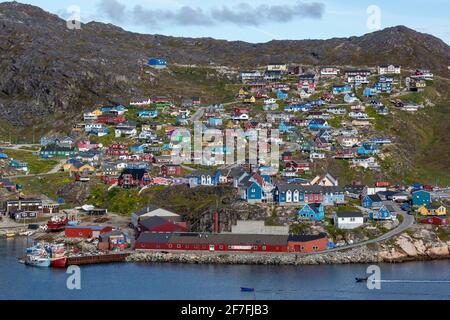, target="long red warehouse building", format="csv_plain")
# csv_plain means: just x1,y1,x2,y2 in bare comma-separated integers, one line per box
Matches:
135,232,328,253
